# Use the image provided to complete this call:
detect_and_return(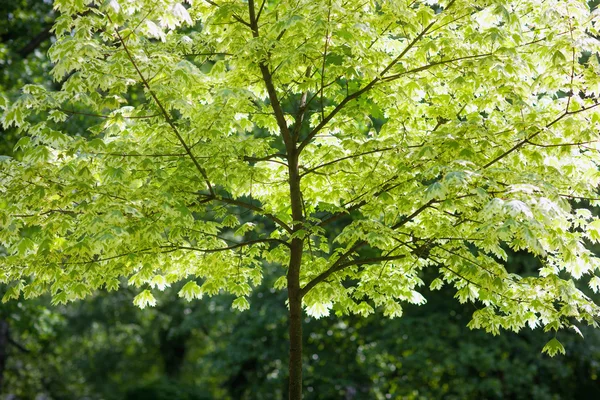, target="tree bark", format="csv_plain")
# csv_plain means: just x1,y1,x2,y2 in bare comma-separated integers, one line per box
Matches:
287,148,304,399
287,274,303,400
